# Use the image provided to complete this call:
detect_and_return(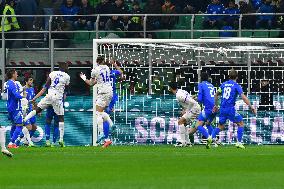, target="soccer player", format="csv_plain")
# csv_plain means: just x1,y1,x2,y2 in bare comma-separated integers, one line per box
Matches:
21,77,37,146
32,86,60,147
212,69,256,149
187,72,216,148
14,79,35,147
80,56,114,147
169,82,201,147
6,69,27,149
100,60,124,147
24,62,70,147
